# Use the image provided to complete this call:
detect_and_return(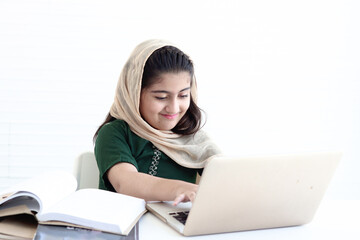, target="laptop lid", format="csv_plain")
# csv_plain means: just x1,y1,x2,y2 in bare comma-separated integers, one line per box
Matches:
147,151,341,236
